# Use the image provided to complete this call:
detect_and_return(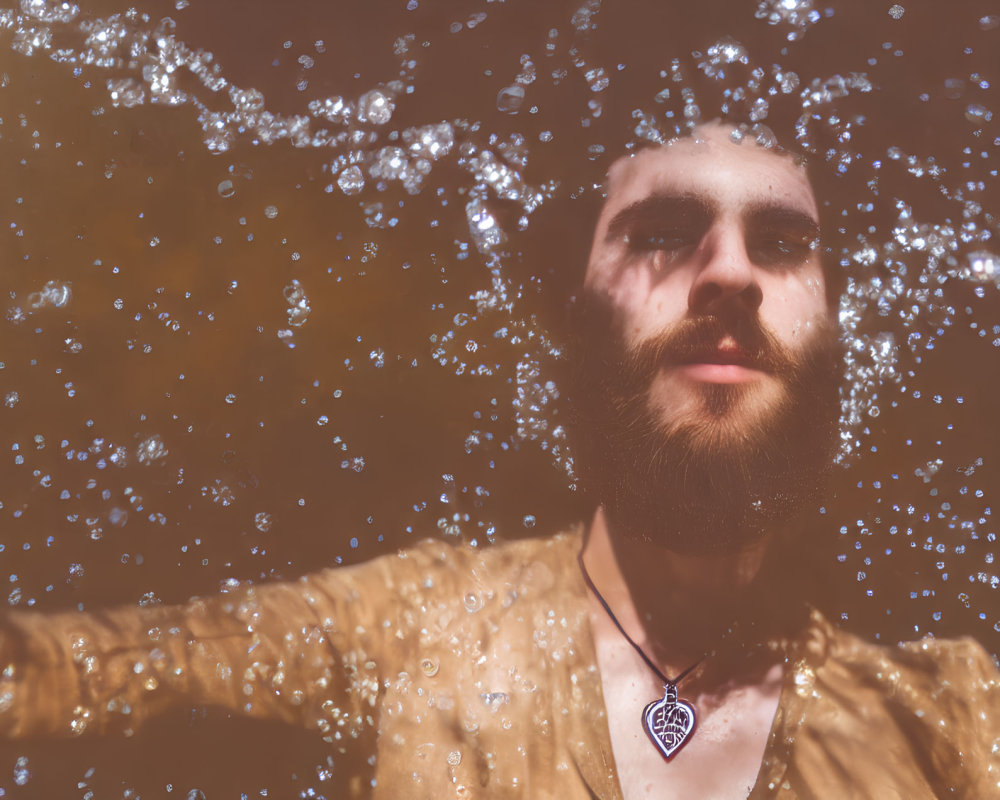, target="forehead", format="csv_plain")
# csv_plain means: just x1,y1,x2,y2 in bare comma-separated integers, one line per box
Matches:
603,127,818,221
